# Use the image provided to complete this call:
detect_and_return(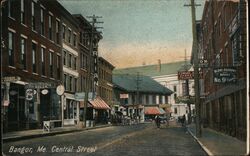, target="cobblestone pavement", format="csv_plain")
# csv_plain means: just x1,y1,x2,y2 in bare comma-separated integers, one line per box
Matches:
3,123,206,156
